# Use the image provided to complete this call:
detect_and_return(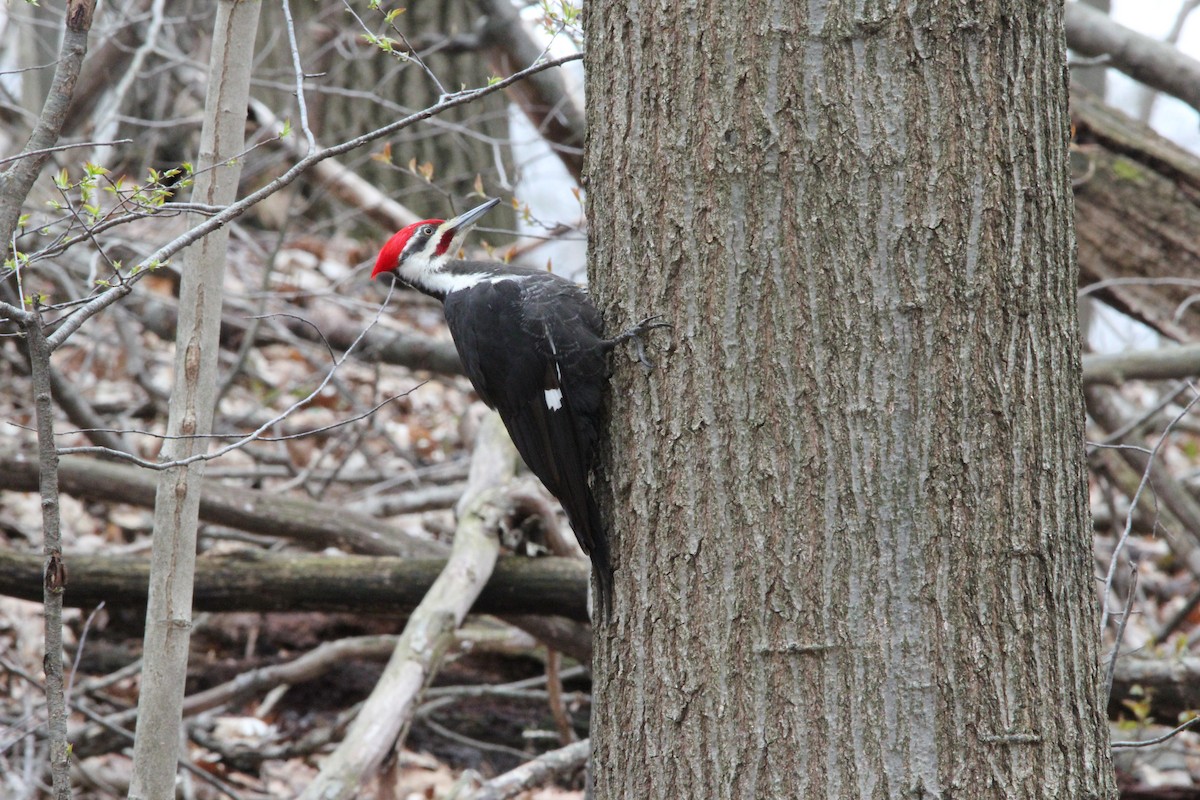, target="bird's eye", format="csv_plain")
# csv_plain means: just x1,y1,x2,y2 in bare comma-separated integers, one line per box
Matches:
421,225,435,236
